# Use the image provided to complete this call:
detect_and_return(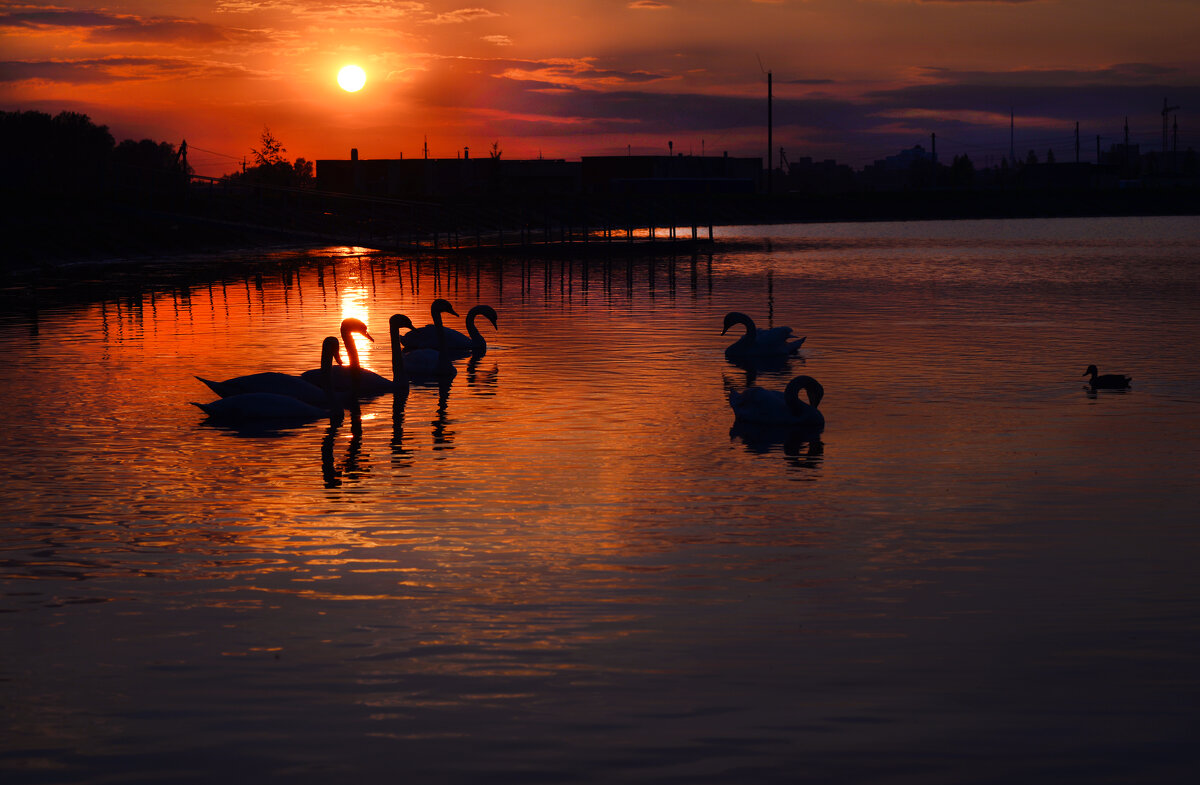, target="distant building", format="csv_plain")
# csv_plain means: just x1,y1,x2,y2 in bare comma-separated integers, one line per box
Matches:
316,150,763,200
580,154,761,195
315,151,580,199
783,156,856,193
